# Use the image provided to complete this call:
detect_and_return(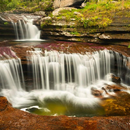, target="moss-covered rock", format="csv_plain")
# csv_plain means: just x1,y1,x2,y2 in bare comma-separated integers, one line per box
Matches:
101,92,130,116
